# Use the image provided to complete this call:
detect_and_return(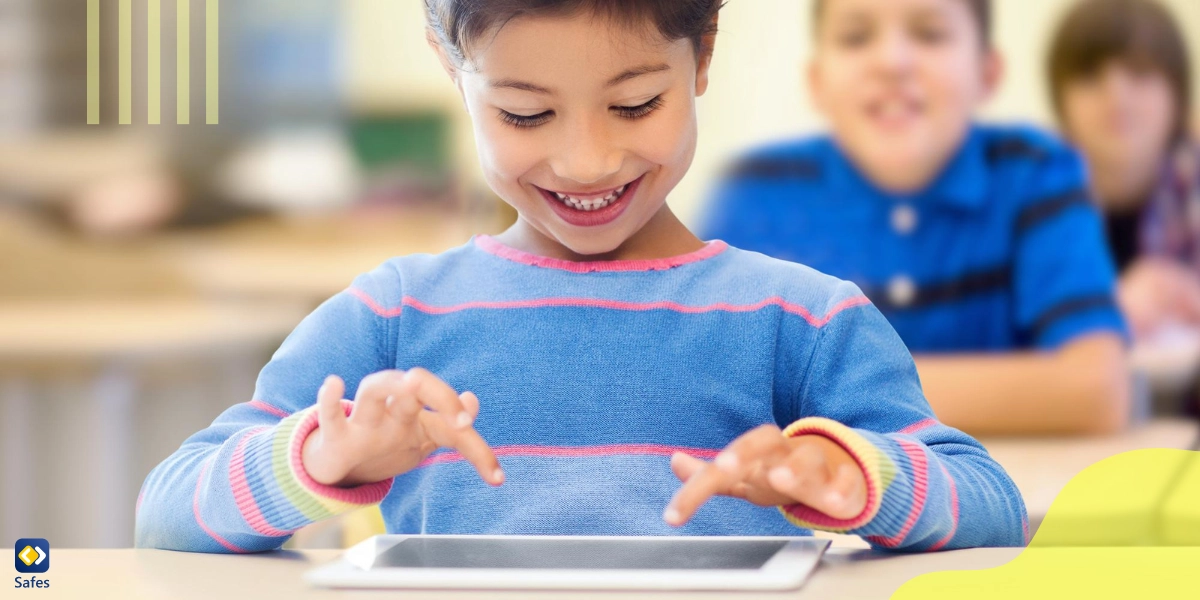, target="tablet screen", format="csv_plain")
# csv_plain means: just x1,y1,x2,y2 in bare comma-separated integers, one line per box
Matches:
373,538,789,570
